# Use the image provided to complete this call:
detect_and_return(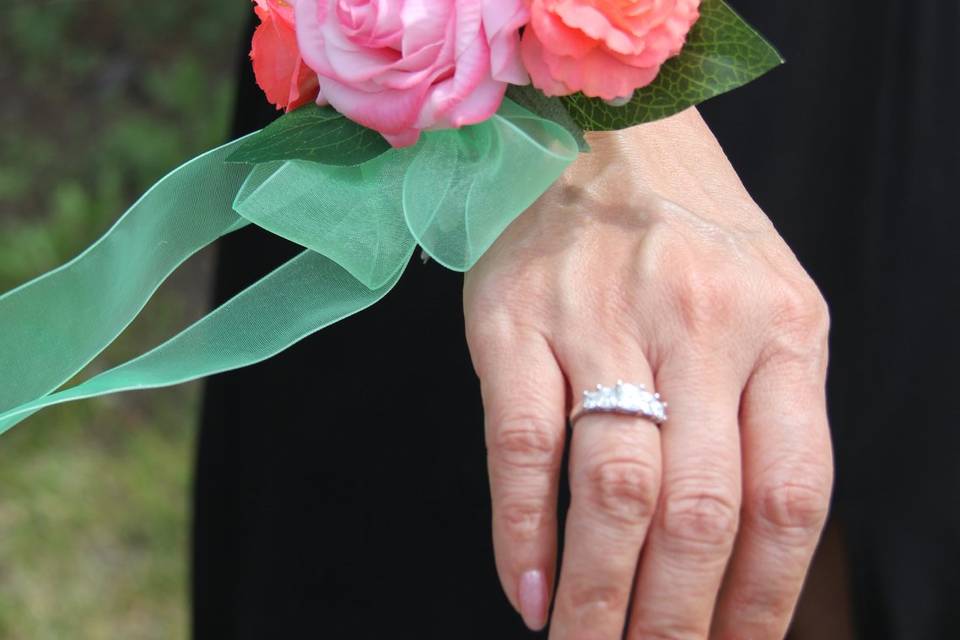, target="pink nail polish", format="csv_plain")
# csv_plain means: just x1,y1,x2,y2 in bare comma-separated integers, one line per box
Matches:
518,569,548,631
